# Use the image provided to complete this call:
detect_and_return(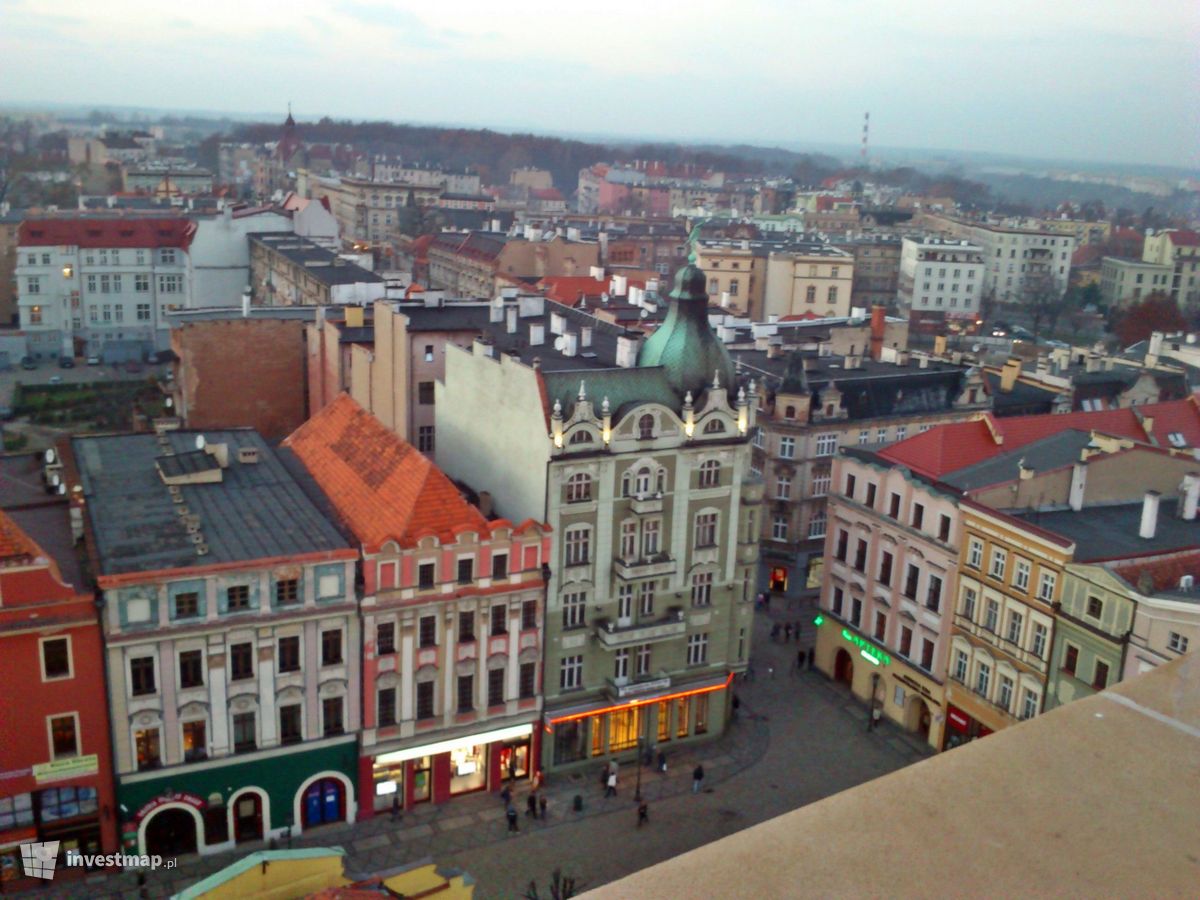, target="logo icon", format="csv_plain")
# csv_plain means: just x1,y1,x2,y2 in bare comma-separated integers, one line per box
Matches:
20,841,60,880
